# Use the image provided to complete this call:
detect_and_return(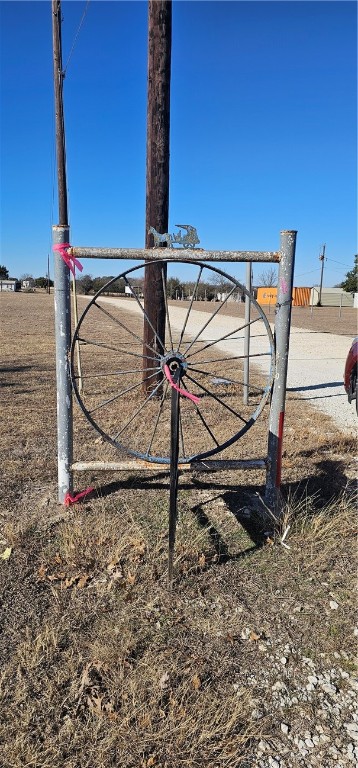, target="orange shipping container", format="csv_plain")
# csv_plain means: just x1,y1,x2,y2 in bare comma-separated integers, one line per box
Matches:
292,287,310,306
257,287,310,307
